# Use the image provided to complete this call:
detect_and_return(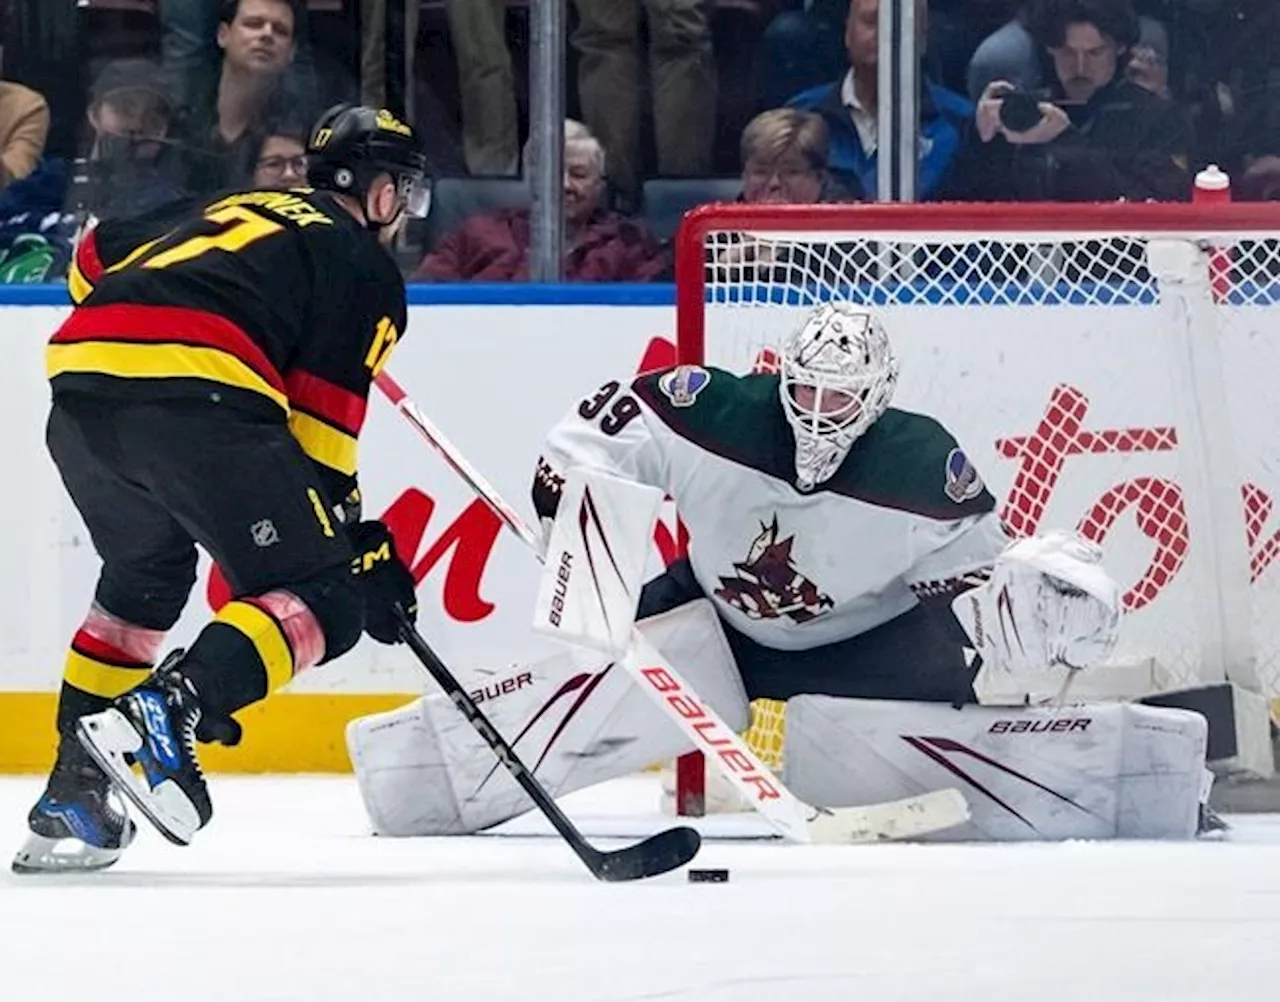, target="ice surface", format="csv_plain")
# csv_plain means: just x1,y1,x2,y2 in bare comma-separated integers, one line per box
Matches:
3,774,1280,1002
